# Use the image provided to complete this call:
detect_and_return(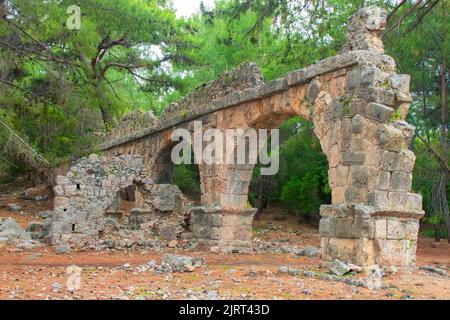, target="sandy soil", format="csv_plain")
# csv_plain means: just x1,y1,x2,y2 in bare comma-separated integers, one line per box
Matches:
0,182,449,300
